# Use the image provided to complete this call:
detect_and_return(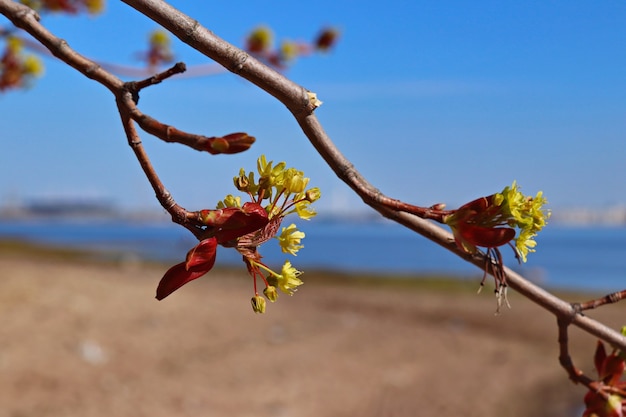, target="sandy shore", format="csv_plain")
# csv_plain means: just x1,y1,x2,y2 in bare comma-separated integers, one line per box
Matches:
0,250,621,417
